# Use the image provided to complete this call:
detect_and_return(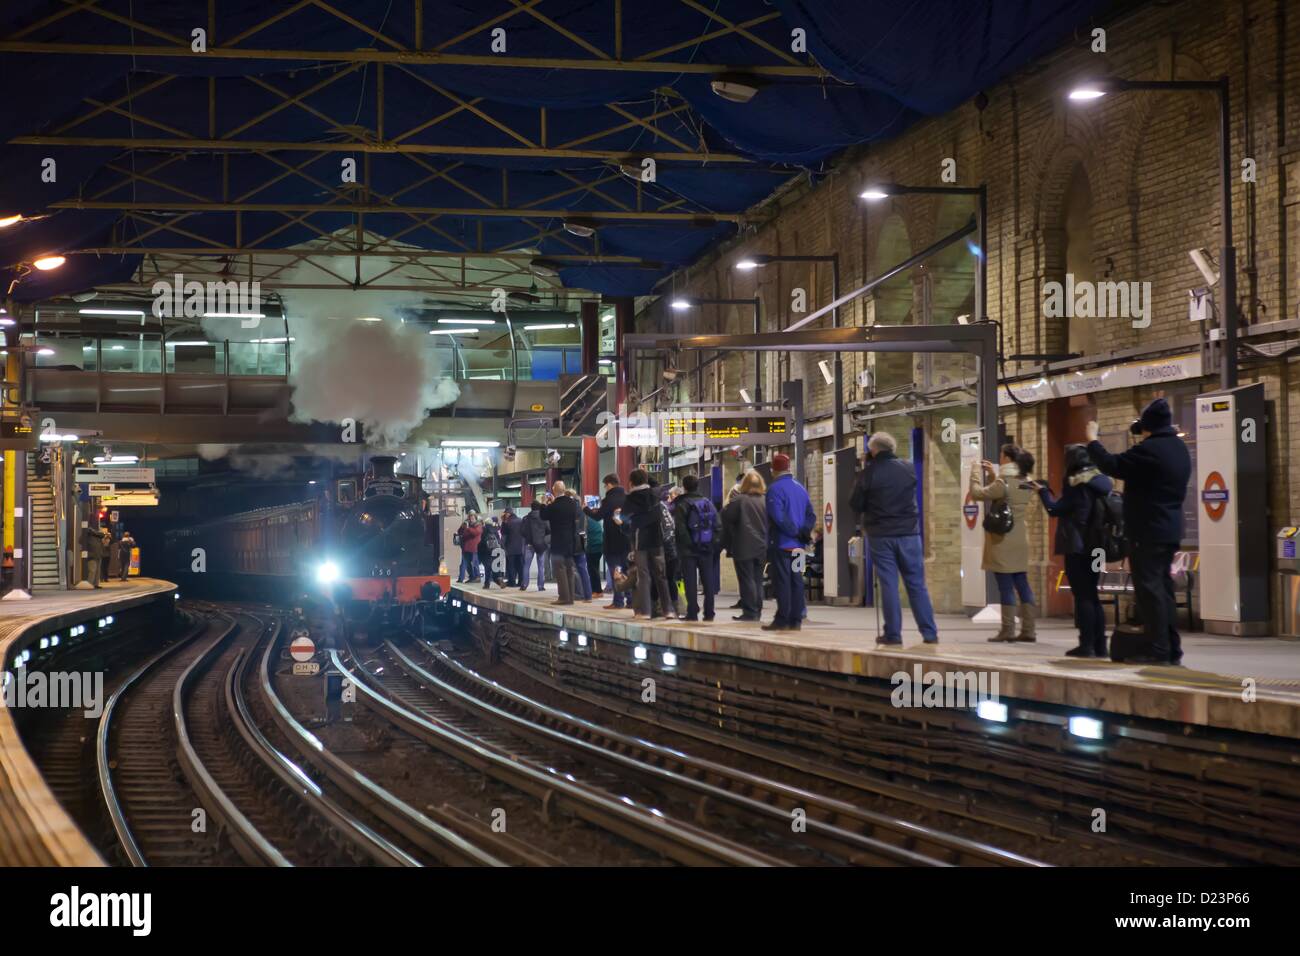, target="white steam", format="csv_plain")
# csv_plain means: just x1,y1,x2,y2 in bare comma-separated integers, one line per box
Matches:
200,257,460,446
